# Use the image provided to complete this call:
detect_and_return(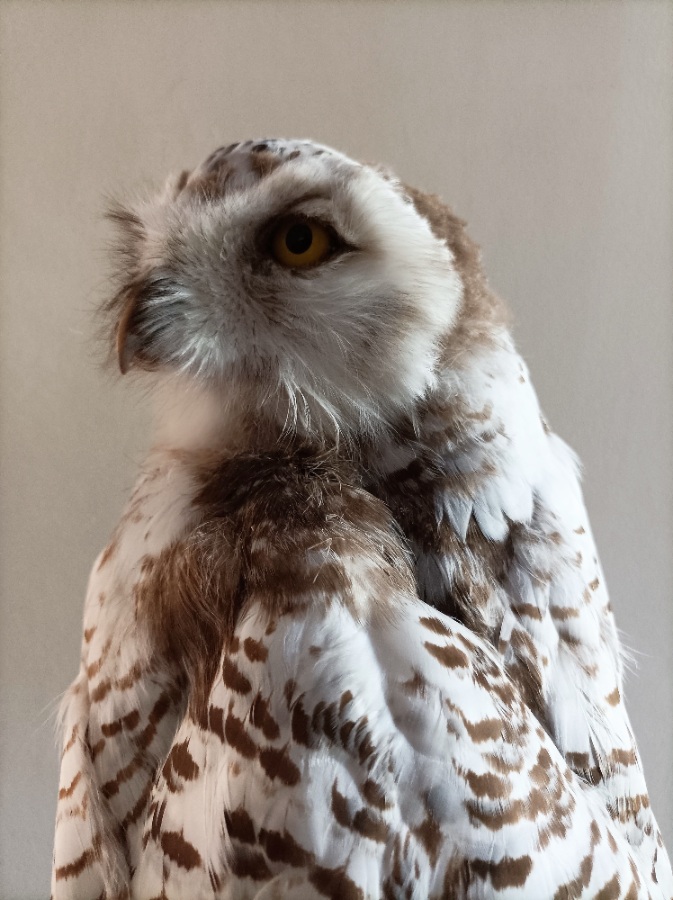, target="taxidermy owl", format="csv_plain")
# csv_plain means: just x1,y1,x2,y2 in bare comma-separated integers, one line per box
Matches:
52,139,672,899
